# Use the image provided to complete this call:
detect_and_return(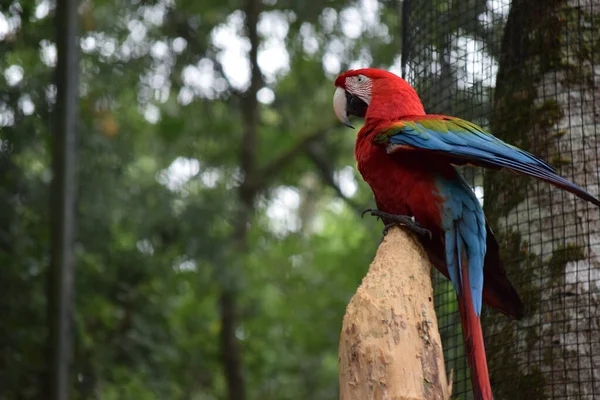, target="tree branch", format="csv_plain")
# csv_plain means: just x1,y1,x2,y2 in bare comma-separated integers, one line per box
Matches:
261,127,333,182
305,145,362,213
